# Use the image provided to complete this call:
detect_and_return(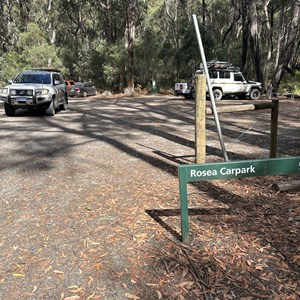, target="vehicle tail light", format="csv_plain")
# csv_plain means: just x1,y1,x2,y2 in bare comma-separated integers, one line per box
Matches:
180,84,183,90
